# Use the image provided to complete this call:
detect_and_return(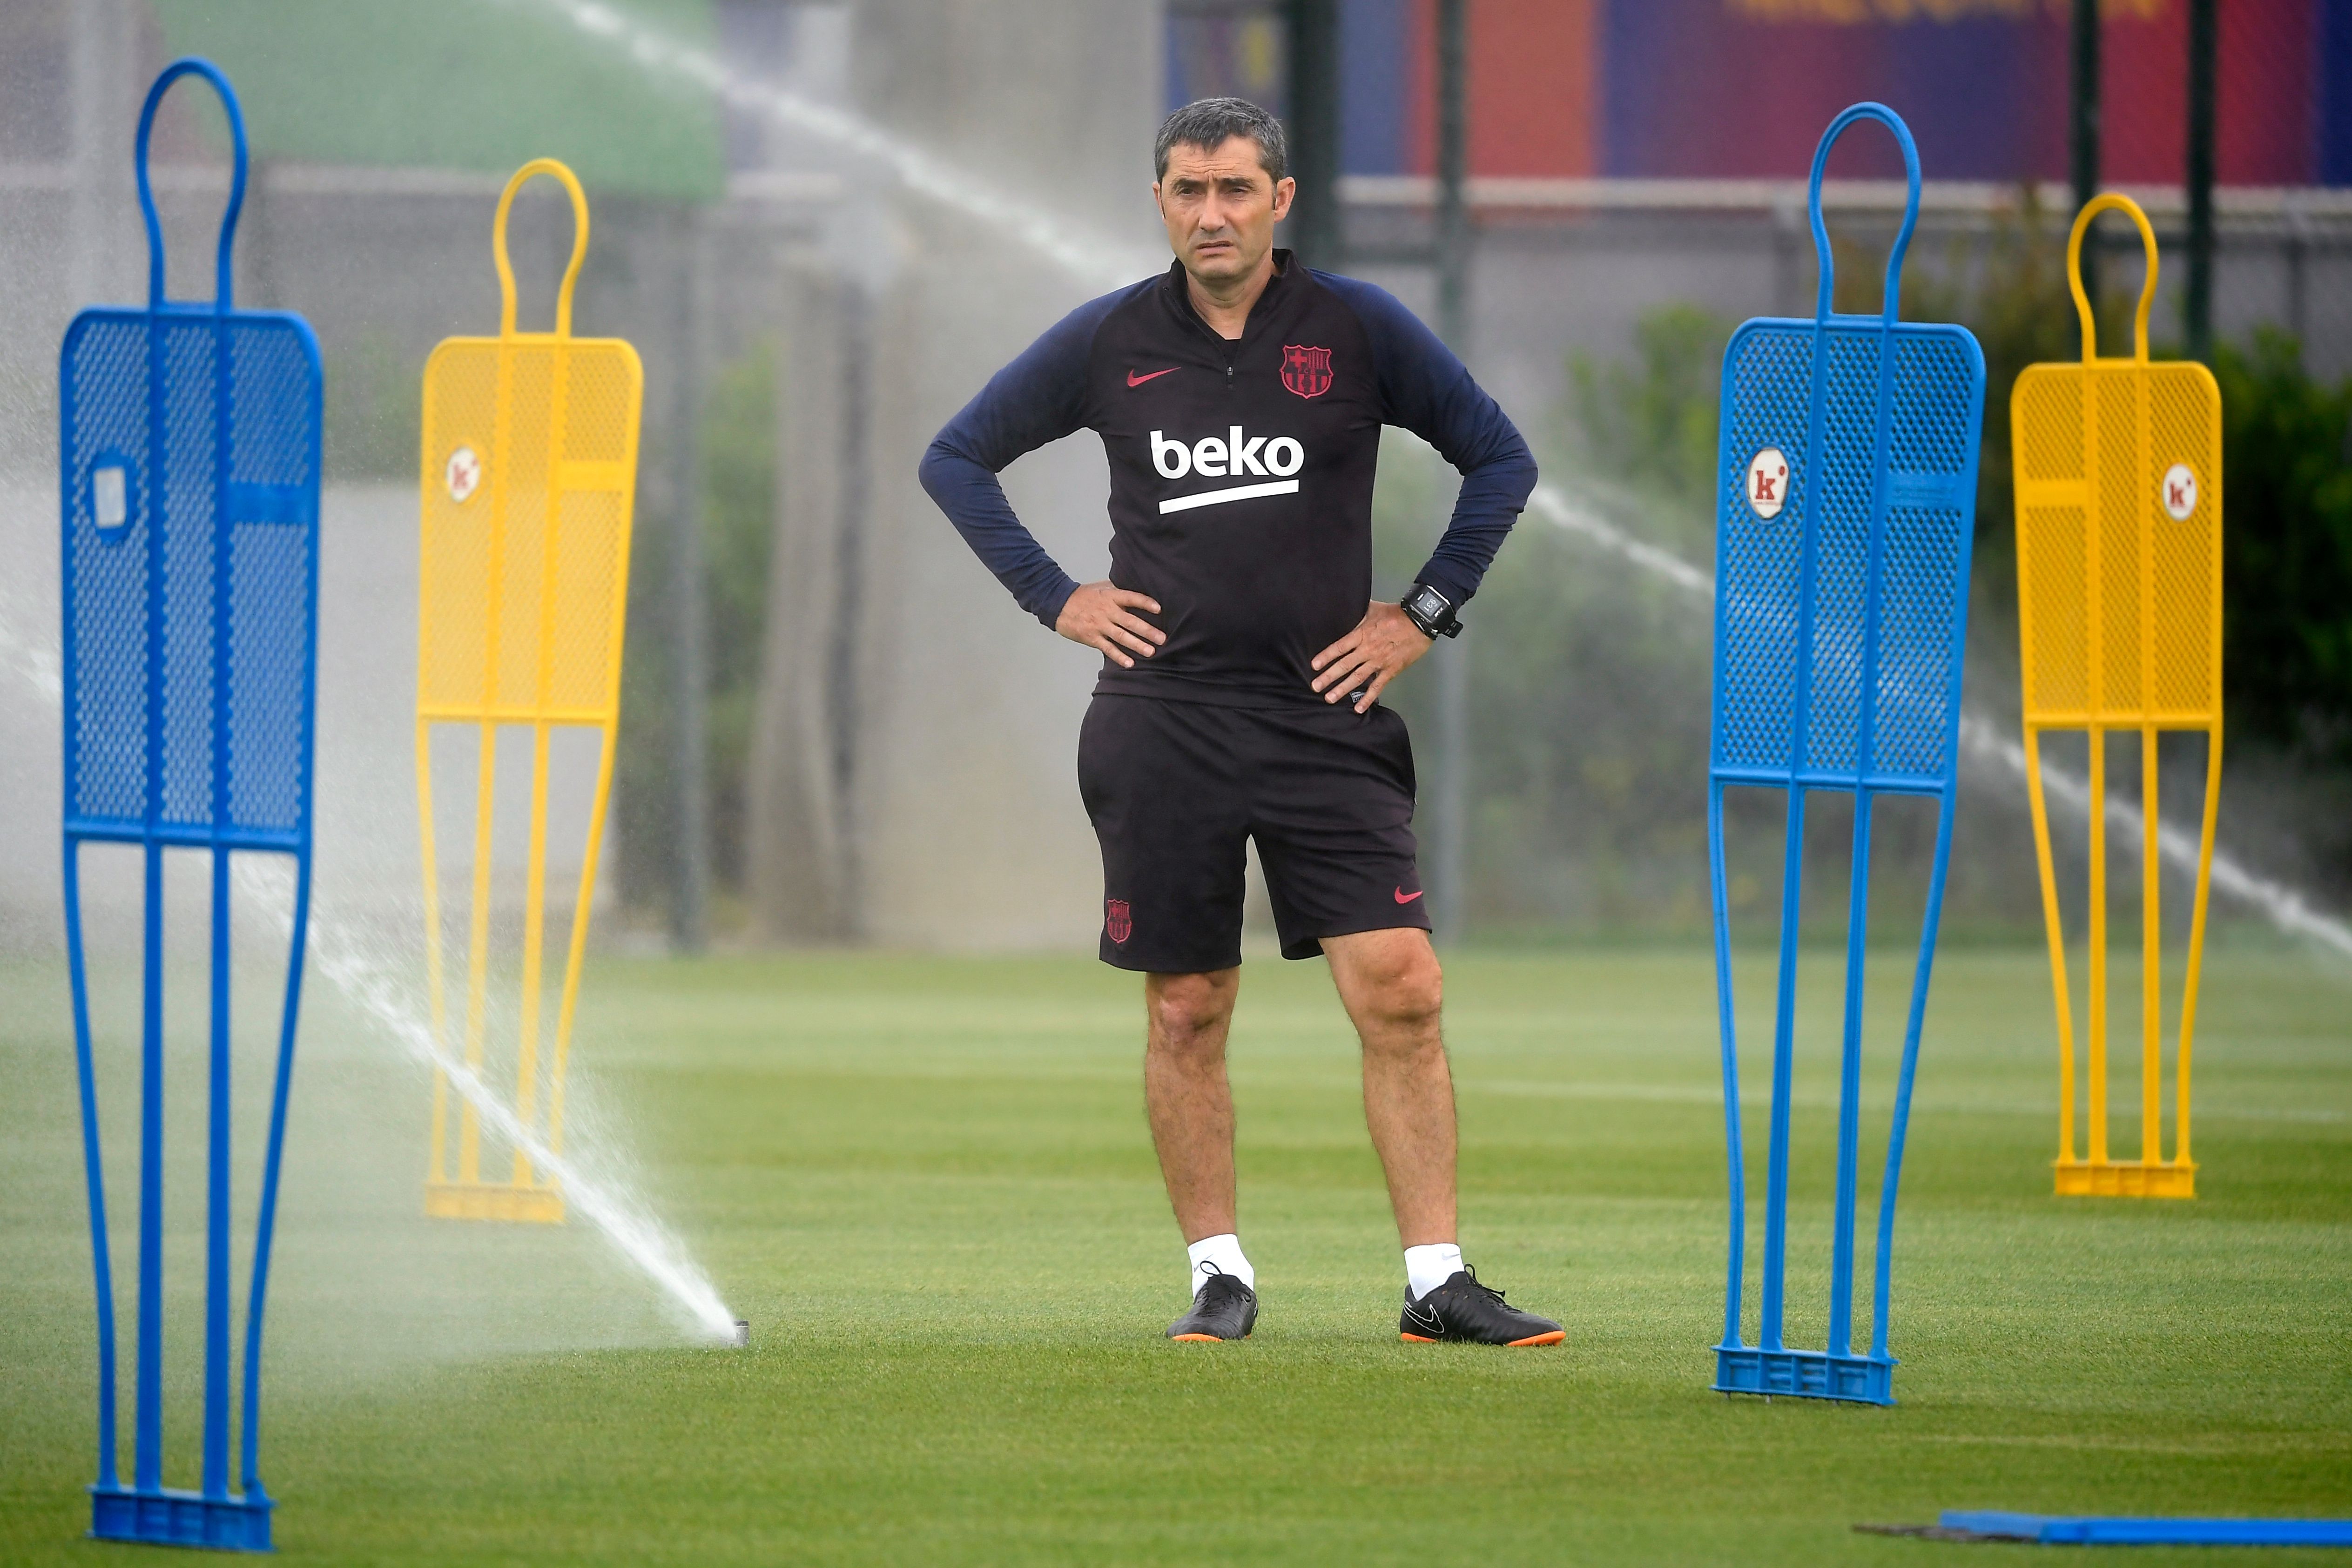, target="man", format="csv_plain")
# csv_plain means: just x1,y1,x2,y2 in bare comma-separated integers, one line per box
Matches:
919,98,1557,1347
